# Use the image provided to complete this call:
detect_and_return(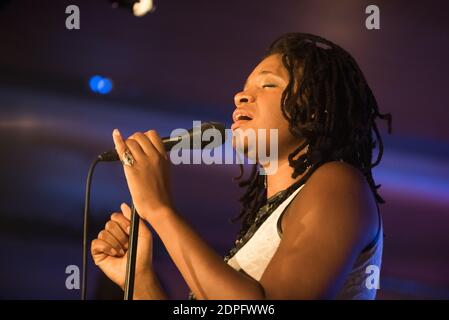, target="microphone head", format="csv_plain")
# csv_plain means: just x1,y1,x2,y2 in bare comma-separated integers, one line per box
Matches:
196,121,226,149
